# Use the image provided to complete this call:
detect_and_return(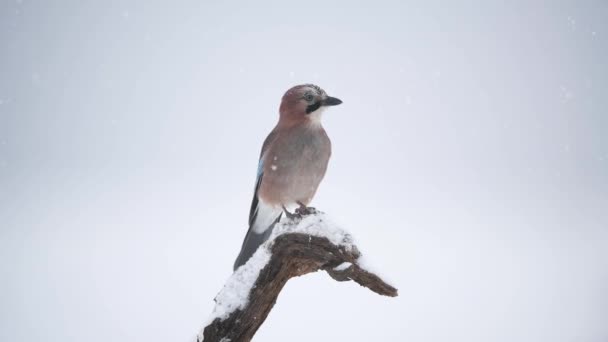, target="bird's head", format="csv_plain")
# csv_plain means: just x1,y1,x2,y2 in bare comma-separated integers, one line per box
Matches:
279,84,342,123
